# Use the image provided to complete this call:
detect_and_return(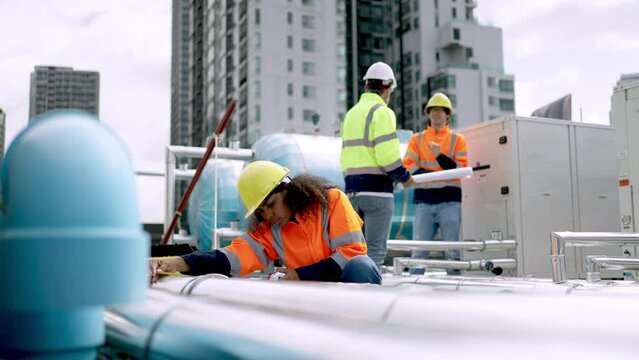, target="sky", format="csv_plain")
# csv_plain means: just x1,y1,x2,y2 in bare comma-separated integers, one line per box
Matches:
1,0,638,223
